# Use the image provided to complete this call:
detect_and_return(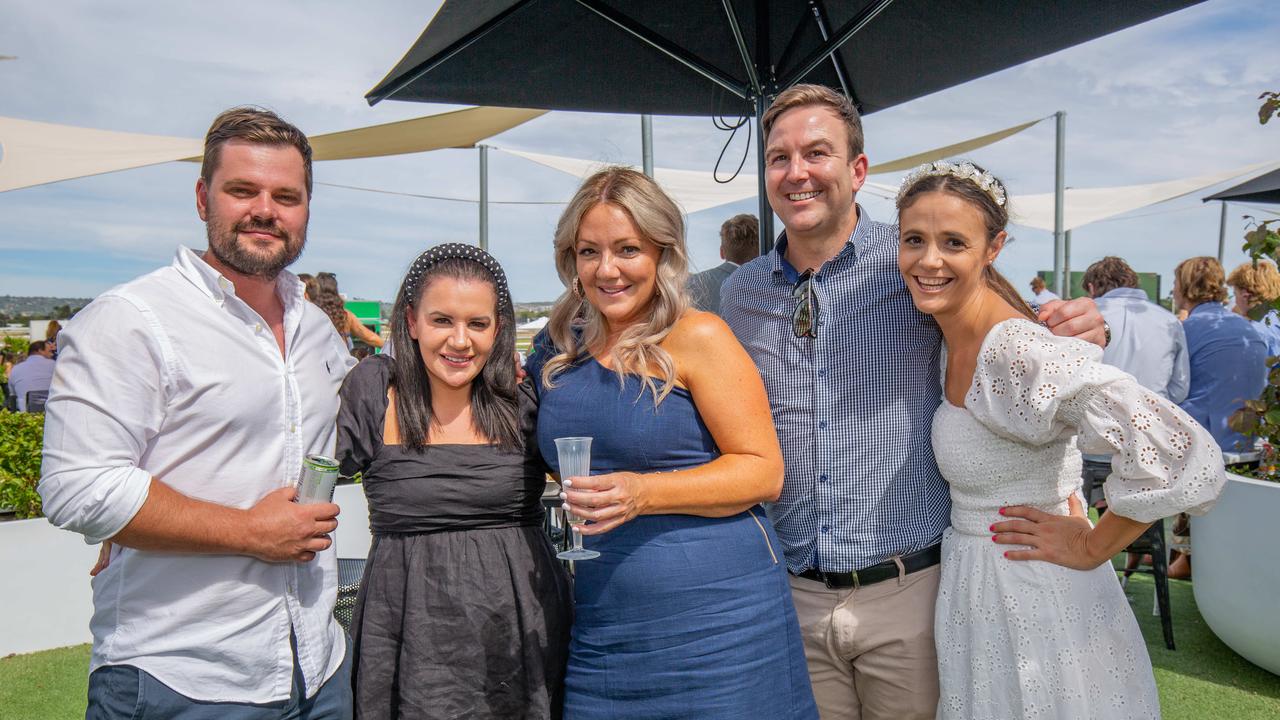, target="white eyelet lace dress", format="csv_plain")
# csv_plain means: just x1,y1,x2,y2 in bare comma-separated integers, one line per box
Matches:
931,319,1225,720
